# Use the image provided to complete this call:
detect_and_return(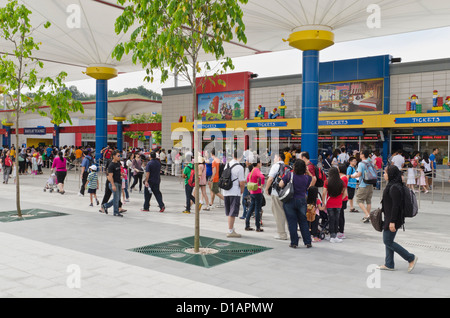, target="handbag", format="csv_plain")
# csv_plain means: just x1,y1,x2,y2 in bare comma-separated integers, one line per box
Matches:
279,171,294,203
247,169,259,191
